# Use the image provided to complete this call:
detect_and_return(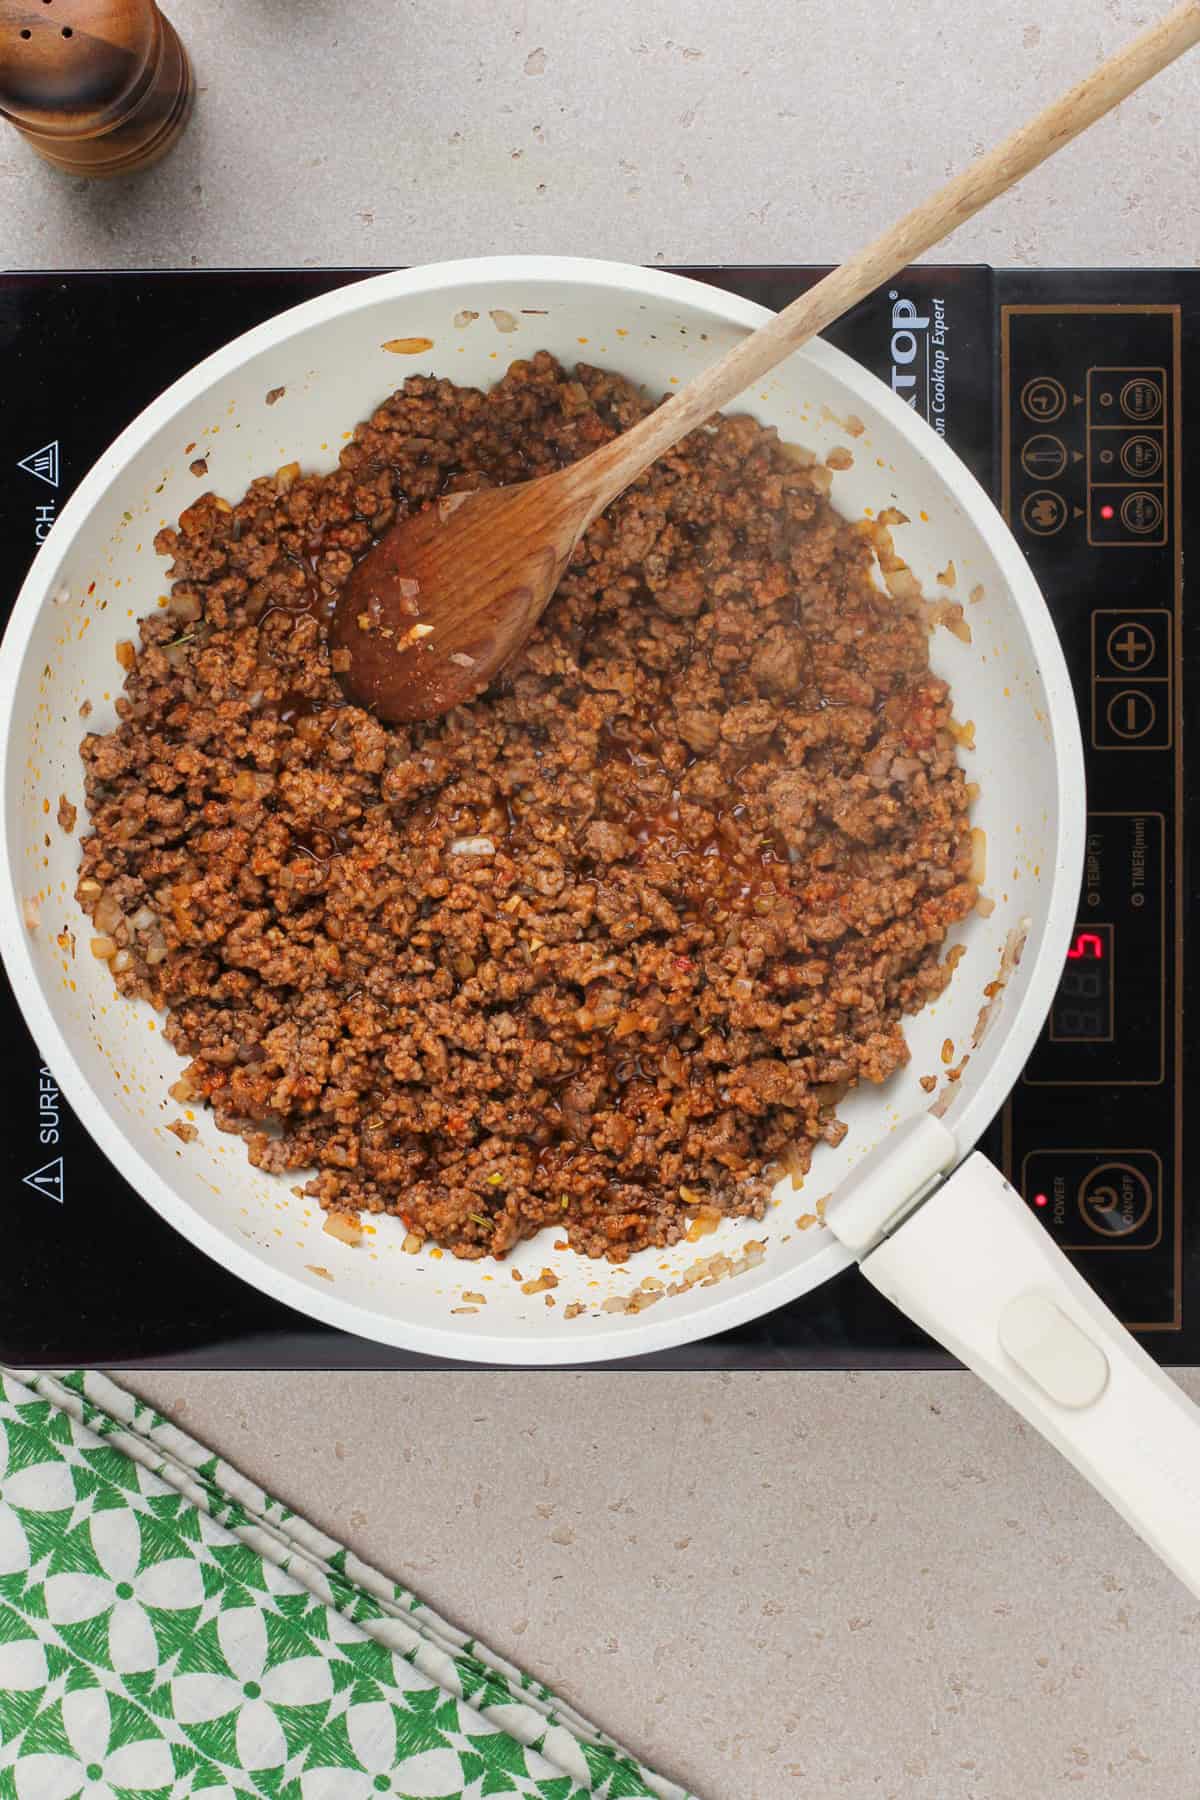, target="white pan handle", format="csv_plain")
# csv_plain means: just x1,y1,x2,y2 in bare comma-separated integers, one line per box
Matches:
859,1152,1200,1597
